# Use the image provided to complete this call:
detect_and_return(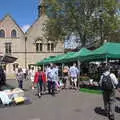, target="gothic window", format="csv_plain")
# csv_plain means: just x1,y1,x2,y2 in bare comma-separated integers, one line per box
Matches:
36,43,39,52
47,42,54,52
13,63,19,71
51,43,54,51
39,43,43,51
47,43,50,51
11,29,17,38
5,43,12,54
0,29,5,38
35,40,43,52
